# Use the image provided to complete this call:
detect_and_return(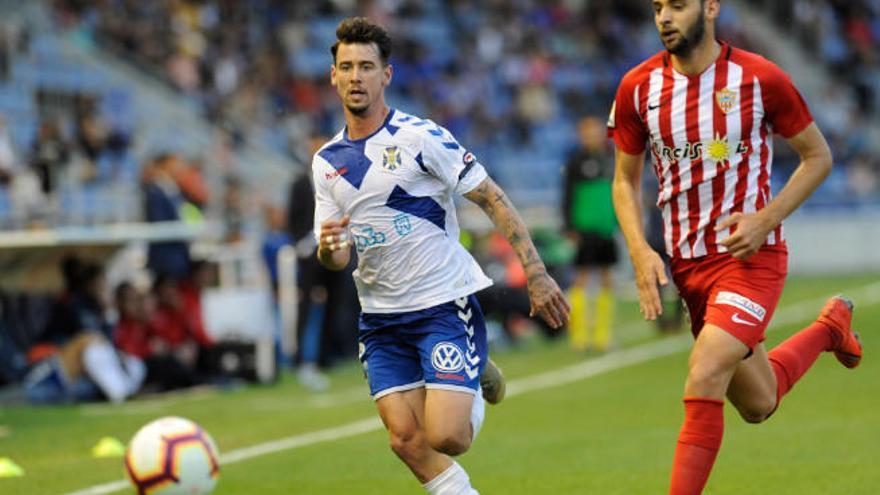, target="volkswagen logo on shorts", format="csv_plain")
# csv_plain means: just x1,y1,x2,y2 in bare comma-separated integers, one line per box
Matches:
431,342,465,373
